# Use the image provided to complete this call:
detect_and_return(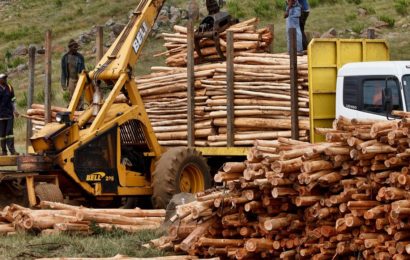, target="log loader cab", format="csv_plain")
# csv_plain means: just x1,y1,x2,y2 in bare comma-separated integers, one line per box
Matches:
23,0,234,208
